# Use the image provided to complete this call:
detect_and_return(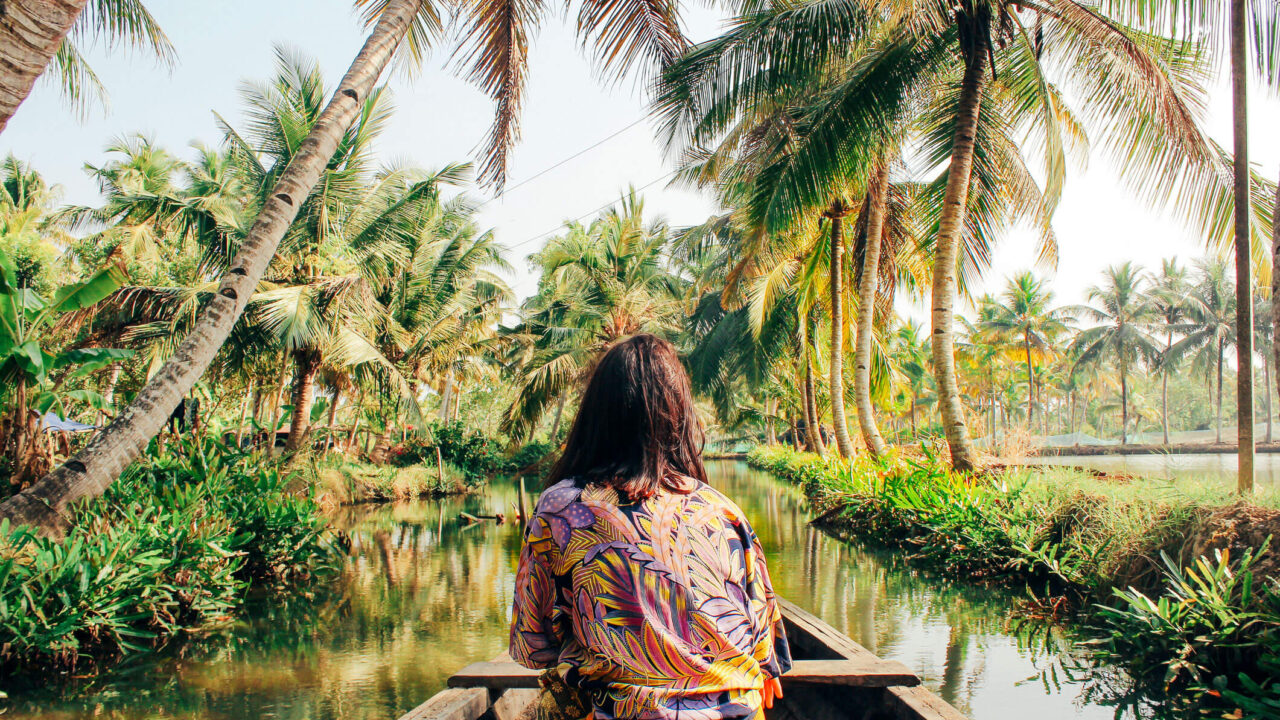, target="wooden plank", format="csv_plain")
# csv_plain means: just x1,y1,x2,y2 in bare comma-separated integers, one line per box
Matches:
448,662,541,689
490,689,539,720
448,659,916,691
398,687,490,720
786,659,918,688
779,598,882,663
883,686,968,720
